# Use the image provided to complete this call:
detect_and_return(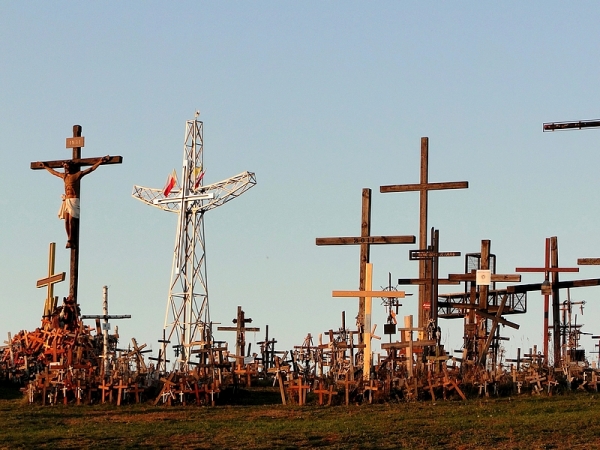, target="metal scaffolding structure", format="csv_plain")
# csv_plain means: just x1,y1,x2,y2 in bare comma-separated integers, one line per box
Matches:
132,113,256,371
